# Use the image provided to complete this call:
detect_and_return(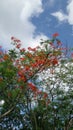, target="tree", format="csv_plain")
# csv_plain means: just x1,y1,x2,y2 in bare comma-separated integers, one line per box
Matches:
31,61,73,130
28,37,73,130
0,33,73,130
